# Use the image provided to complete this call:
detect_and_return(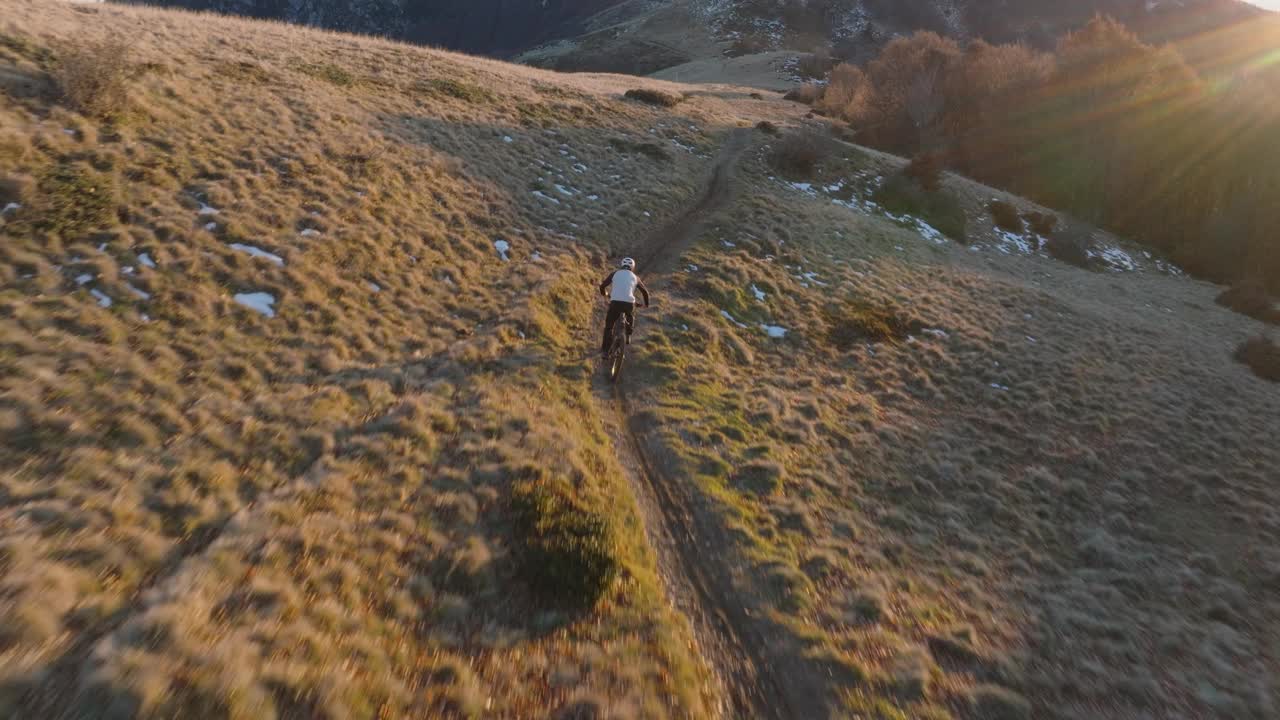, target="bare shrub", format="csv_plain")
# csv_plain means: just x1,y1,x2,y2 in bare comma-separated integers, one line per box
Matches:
904,152,944,192
623,88,684,107
989,200,1024,233
1216,281,1279,325
783,83,824,105
55,37,132,119
1045,226,1095,269
817,64,875,125
768,132,825,178
1235,336,1280,382
796,48,833,80
1023,210,1058,236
